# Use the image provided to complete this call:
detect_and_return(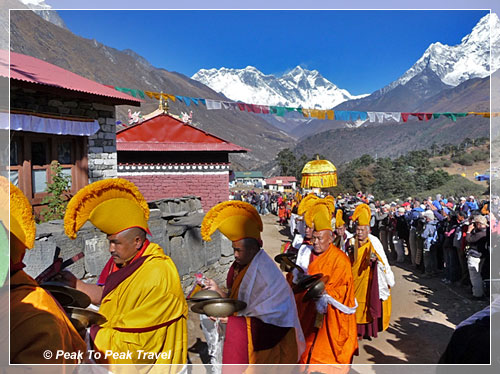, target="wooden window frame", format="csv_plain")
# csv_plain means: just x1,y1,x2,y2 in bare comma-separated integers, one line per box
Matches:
9,132,88,206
